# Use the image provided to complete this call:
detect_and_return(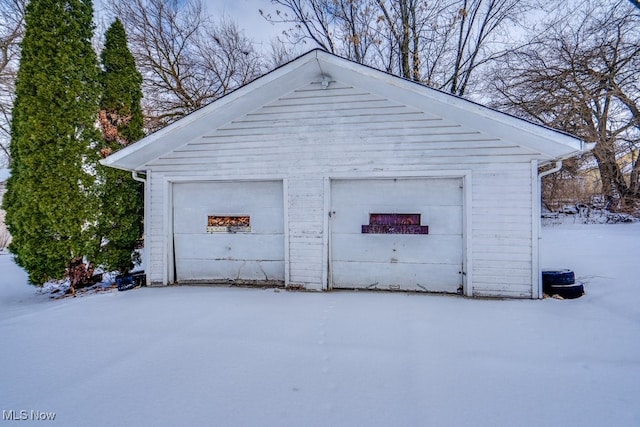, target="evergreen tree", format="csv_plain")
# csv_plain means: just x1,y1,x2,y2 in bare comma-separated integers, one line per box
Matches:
96,19,144,273
2,0,101,284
